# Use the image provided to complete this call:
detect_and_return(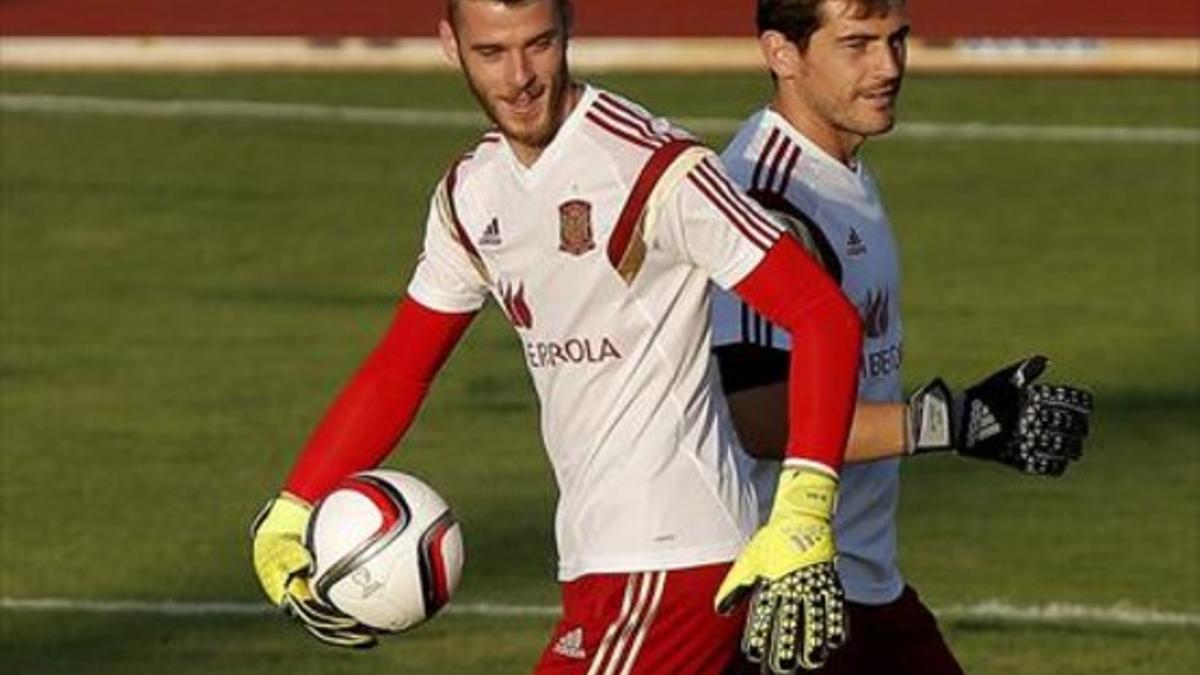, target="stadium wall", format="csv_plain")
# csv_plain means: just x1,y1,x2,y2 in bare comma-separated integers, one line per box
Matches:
2,0,1198,37
2,1,1197,73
